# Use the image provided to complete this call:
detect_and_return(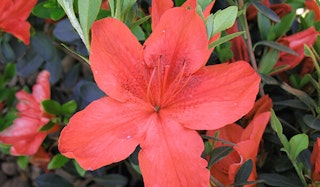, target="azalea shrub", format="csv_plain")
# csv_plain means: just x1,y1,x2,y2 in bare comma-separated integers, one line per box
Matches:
0,0,319,187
